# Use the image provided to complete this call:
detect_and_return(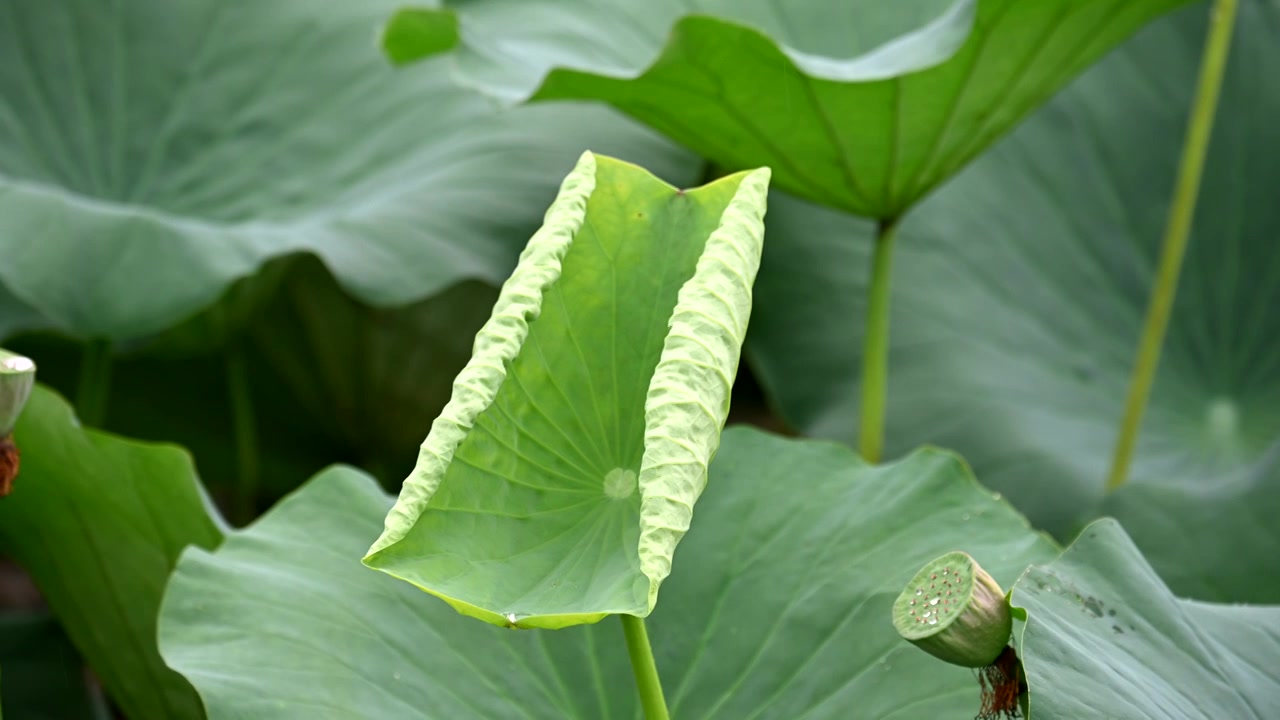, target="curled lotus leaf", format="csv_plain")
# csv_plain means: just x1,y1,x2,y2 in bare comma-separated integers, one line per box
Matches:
363,152,771,628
